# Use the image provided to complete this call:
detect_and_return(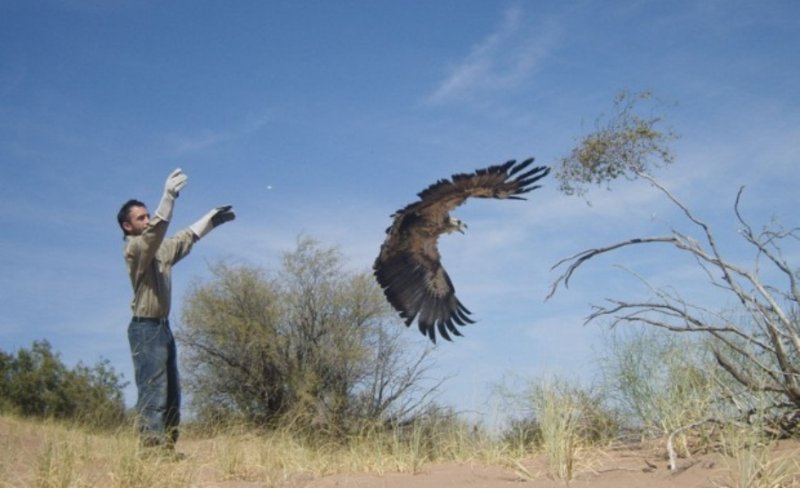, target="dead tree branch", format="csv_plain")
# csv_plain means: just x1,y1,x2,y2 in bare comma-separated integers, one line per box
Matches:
548,176,800,410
